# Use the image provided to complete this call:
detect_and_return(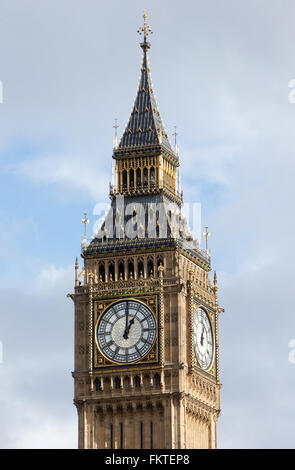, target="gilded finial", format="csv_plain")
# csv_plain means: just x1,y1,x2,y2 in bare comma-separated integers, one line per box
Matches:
213,271,218,294
81,212,89,250
203,226,211,254
173,125,179,155
137,10,153,50
113,117,119,149
75,257,79,287
158,263,164,278
88,272,94,286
